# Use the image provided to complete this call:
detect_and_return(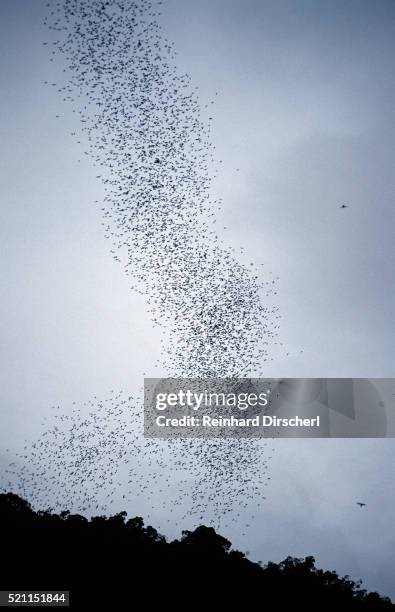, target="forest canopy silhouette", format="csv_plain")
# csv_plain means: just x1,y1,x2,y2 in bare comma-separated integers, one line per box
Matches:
0,492,393,608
